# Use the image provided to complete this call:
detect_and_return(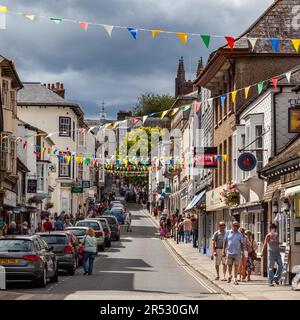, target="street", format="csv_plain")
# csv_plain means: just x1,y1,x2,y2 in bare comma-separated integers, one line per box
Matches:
0,204,226,300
